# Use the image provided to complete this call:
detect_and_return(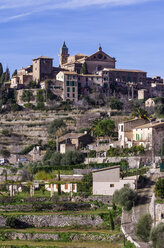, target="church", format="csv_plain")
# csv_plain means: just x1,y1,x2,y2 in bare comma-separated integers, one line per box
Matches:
59,41,116,74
